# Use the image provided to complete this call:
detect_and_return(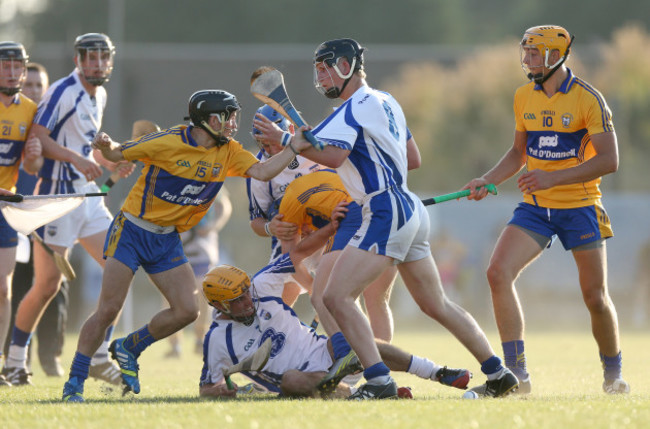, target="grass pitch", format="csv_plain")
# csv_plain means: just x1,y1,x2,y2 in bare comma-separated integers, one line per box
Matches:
1,329,648,429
